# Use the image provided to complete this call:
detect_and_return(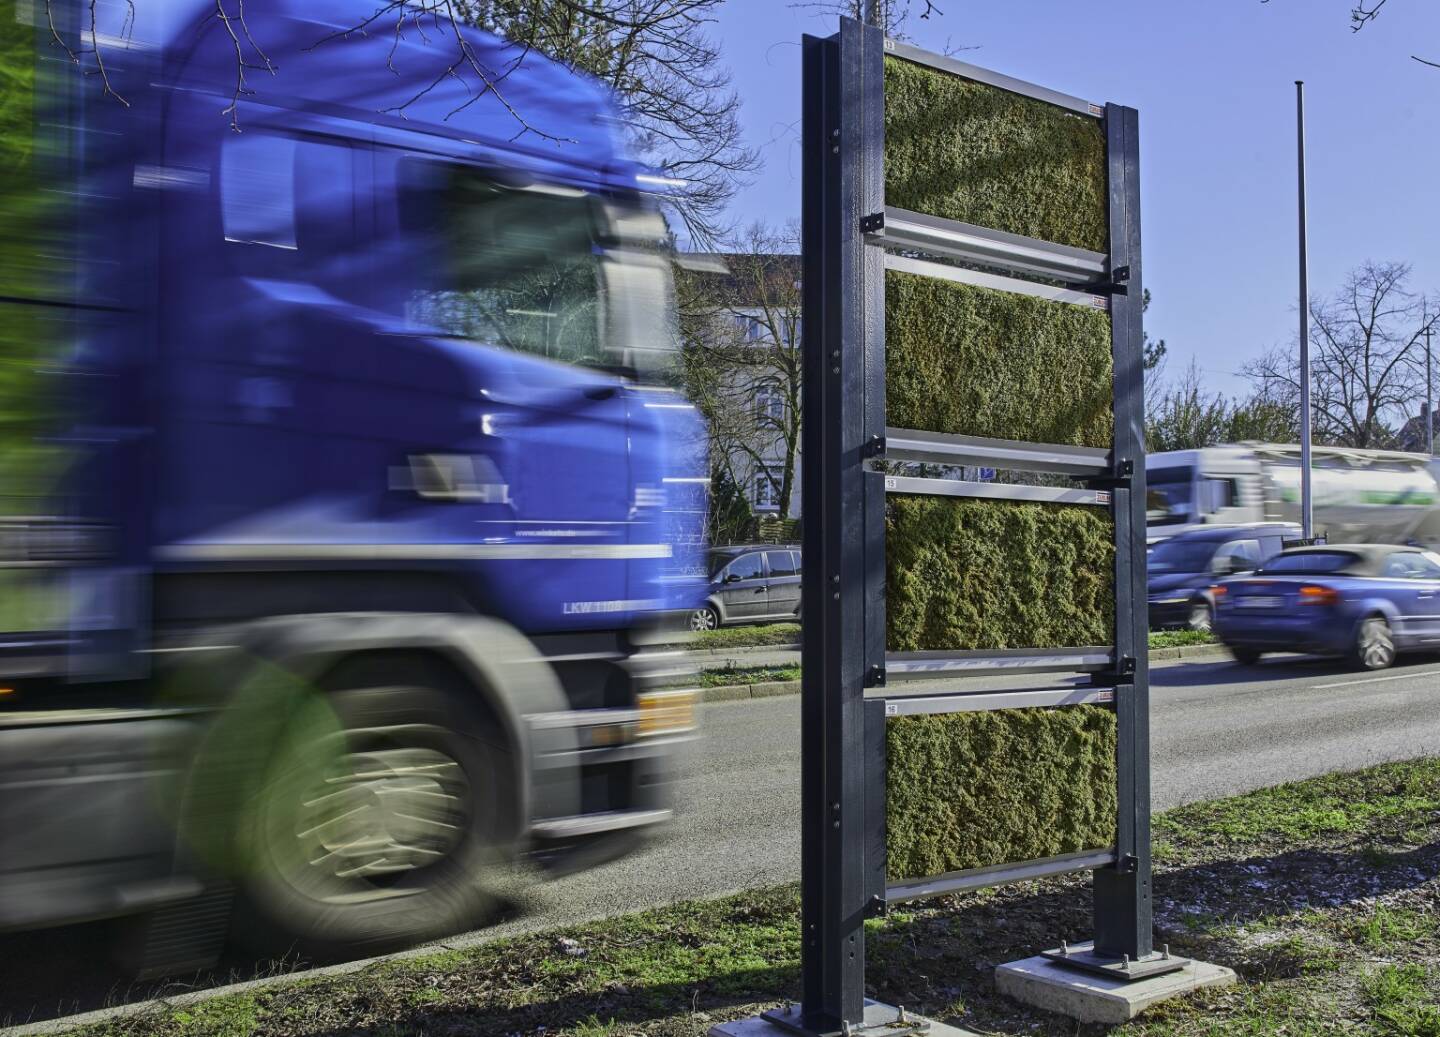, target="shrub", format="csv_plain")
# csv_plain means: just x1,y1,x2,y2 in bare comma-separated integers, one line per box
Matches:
884,56,1108,252
885,270,1113,447
886,497,1114,652
886,706,1117,878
